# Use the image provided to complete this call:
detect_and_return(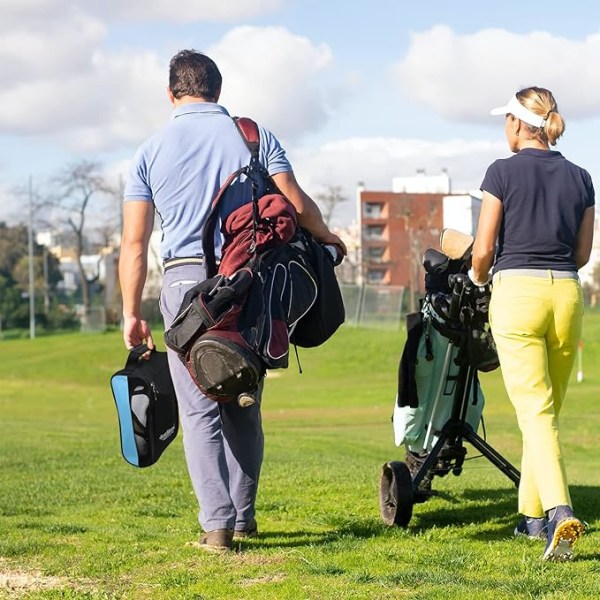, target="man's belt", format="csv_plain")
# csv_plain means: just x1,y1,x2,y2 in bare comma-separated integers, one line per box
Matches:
163,257,205,271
